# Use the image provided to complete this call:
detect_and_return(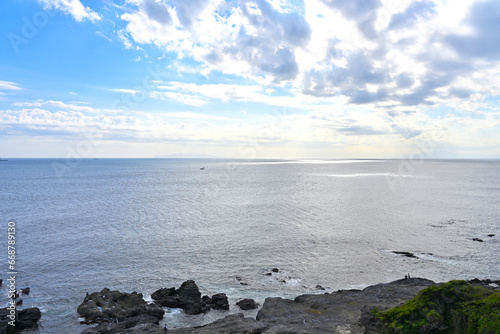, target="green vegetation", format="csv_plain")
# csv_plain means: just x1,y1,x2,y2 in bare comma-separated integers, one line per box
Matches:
374,280,500,334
